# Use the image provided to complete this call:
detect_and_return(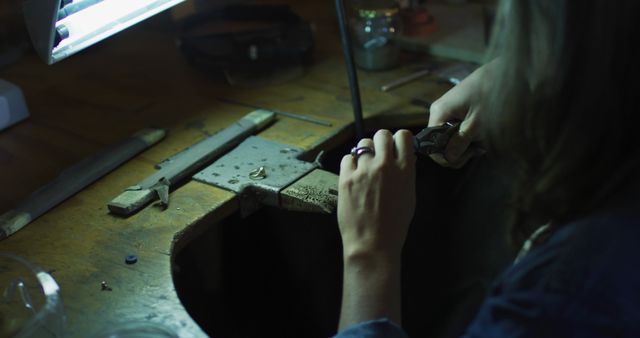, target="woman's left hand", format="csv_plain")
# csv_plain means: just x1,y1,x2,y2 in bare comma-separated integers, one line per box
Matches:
338,129,417,260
